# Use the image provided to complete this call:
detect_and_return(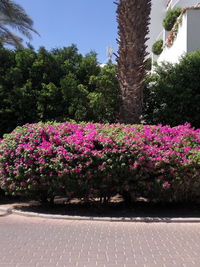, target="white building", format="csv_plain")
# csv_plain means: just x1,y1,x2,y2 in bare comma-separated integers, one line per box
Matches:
147,0,200,64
